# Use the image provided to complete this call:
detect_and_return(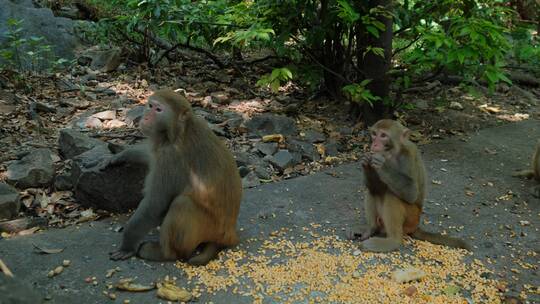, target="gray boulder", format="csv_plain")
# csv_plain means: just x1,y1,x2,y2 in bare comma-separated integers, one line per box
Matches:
6,148,54,188
58,128,106,159
72,146,146,212
0,183,20,220
245,114,297,137
0,0,81,60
